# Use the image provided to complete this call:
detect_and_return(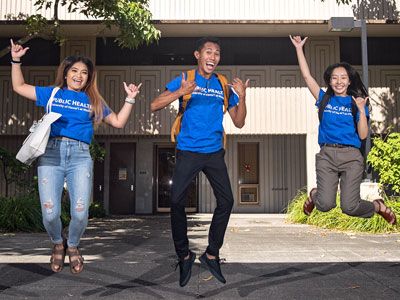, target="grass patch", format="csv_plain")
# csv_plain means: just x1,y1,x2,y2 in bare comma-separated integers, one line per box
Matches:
286,187,400,233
